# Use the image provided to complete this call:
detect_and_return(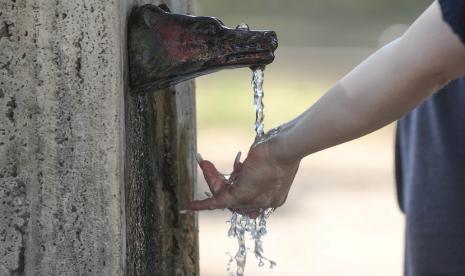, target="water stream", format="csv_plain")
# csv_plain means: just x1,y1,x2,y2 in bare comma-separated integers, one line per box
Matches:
252,67,265,139
225,66,276,276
